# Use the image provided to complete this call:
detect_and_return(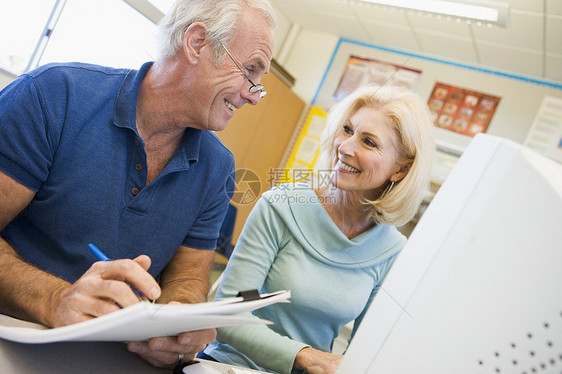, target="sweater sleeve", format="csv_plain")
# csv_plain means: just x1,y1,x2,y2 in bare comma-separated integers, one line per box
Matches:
213,194,309,374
